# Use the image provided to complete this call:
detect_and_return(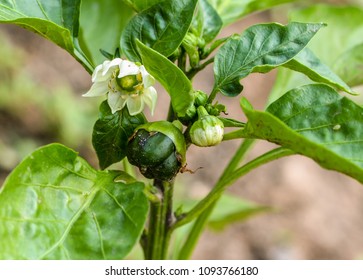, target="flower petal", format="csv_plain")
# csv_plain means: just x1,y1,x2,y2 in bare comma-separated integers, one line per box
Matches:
143,87,157,115
83,82,108,97
102,58,122,76
91,63,105,82
139,66,155,88
118,60,140,78
127,95,144,115
108,91,127,114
